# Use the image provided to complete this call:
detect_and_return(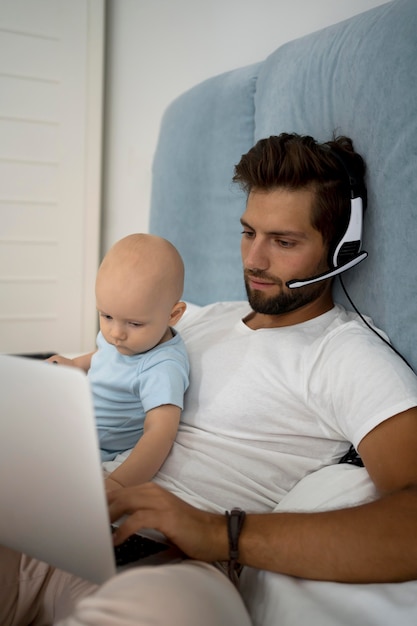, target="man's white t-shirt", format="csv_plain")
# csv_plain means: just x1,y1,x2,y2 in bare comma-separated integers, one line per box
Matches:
153,302,417,513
